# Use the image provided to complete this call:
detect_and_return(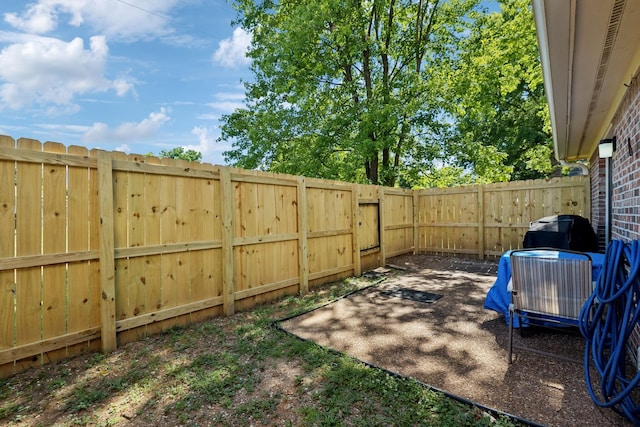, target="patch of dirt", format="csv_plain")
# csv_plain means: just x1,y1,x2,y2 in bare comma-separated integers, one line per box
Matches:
0,313,320,426
280,254,631,427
